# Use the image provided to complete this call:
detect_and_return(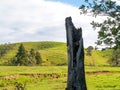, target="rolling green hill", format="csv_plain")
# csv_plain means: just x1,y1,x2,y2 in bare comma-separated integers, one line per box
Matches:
0,41,67,66
0,41,112,66
85,49,112,66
